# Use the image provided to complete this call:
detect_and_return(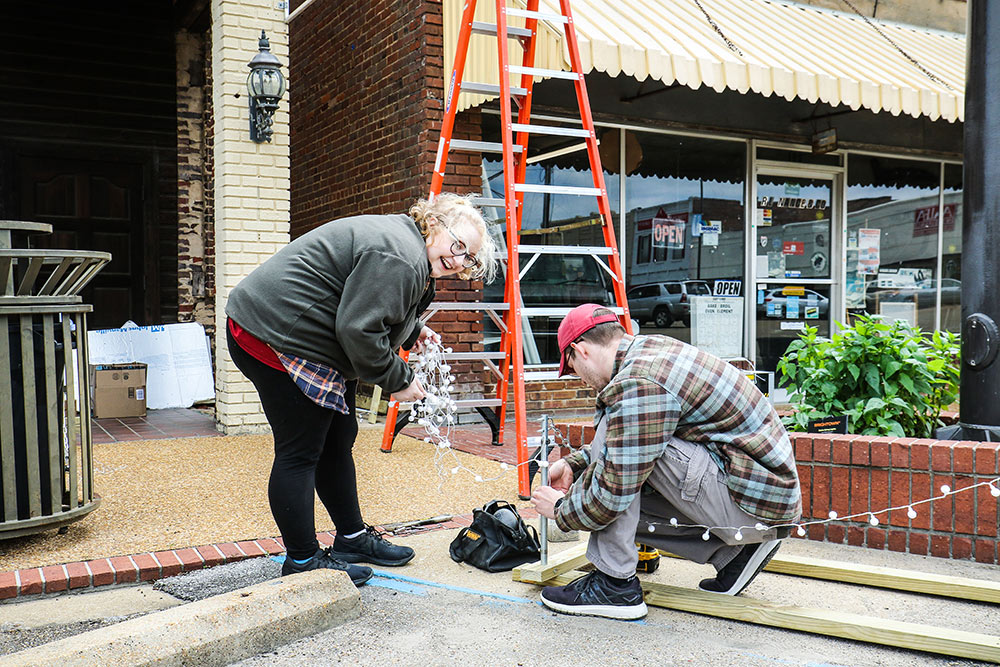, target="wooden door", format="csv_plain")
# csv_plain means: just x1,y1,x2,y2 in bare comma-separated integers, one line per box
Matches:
19,157,148,329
